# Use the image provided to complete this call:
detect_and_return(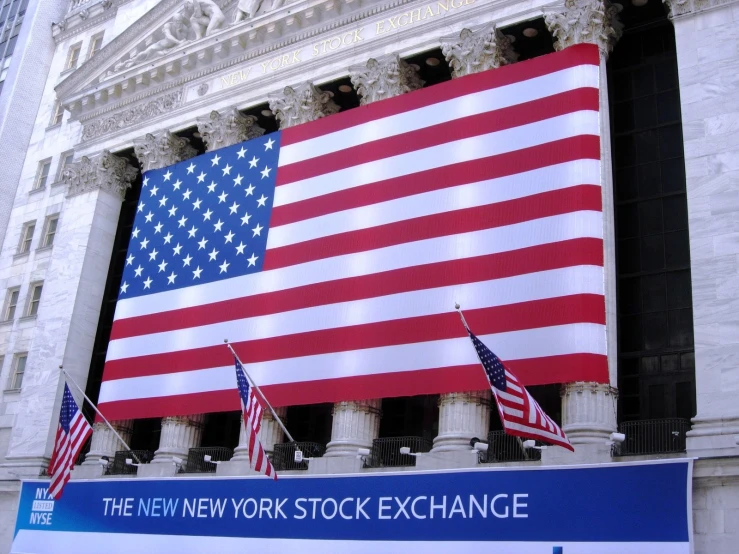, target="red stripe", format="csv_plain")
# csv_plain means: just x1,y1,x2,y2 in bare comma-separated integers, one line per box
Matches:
104,294,605,381
110,237,603,340
264,185,602,270
277,88,598,185
97,353,608,420
280,44,599,146
271,135,600,227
